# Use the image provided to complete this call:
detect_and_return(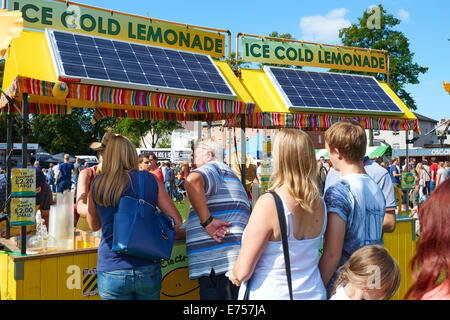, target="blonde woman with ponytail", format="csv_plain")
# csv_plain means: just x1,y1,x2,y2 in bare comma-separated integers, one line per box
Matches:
229,129,327,300
87,134,182,300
